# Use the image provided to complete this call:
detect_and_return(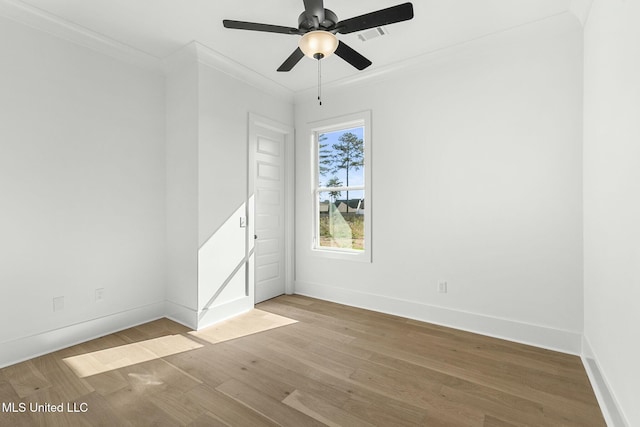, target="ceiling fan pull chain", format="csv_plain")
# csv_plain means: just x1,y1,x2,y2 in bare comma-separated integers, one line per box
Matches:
318,58,322,106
